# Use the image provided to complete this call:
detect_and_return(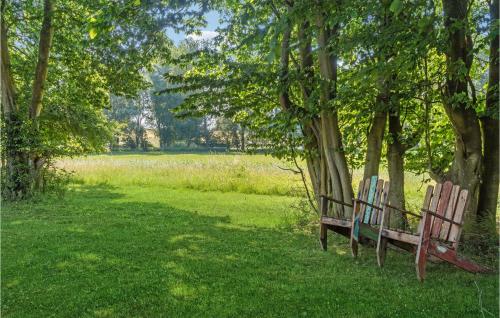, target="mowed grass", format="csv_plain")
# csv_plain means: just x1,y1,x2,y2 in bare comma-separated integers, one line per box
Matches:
2,153,498,317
